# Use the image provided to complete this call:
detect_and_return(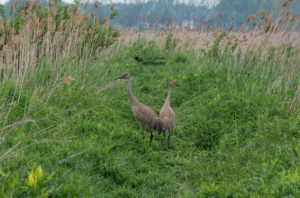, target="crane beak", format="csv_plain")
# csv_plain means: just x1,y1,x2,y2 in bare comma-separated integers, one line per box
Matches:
175,83,180,87
115,76,123,80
